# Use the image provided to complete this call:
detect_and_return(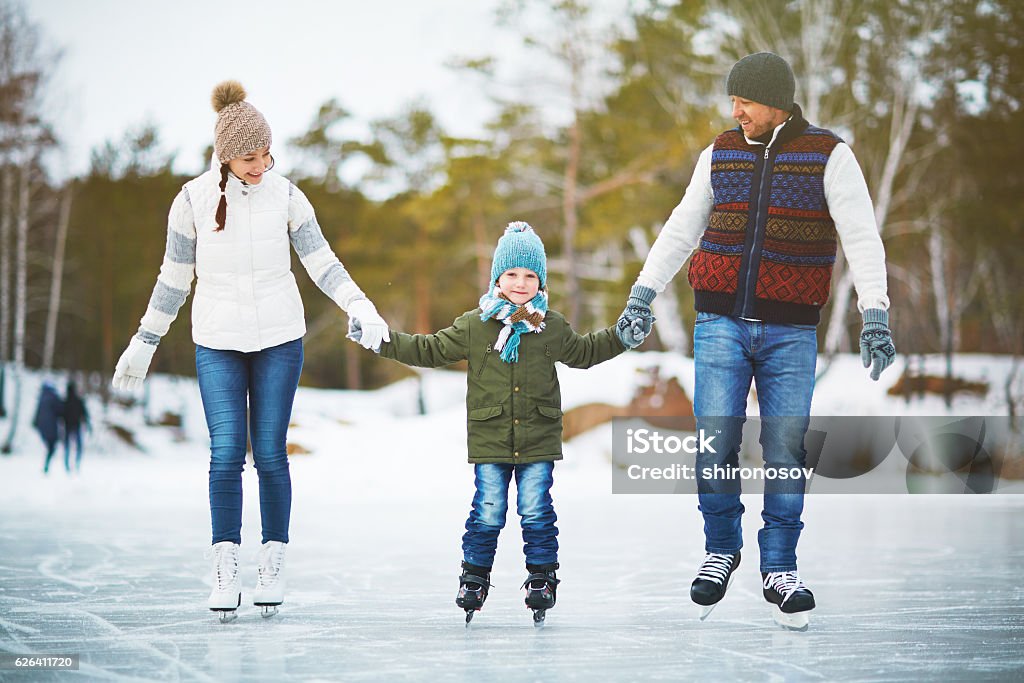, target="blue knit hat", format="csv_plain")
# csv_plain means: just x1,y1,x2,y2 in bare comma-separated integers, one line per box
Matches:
490,221,547,289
